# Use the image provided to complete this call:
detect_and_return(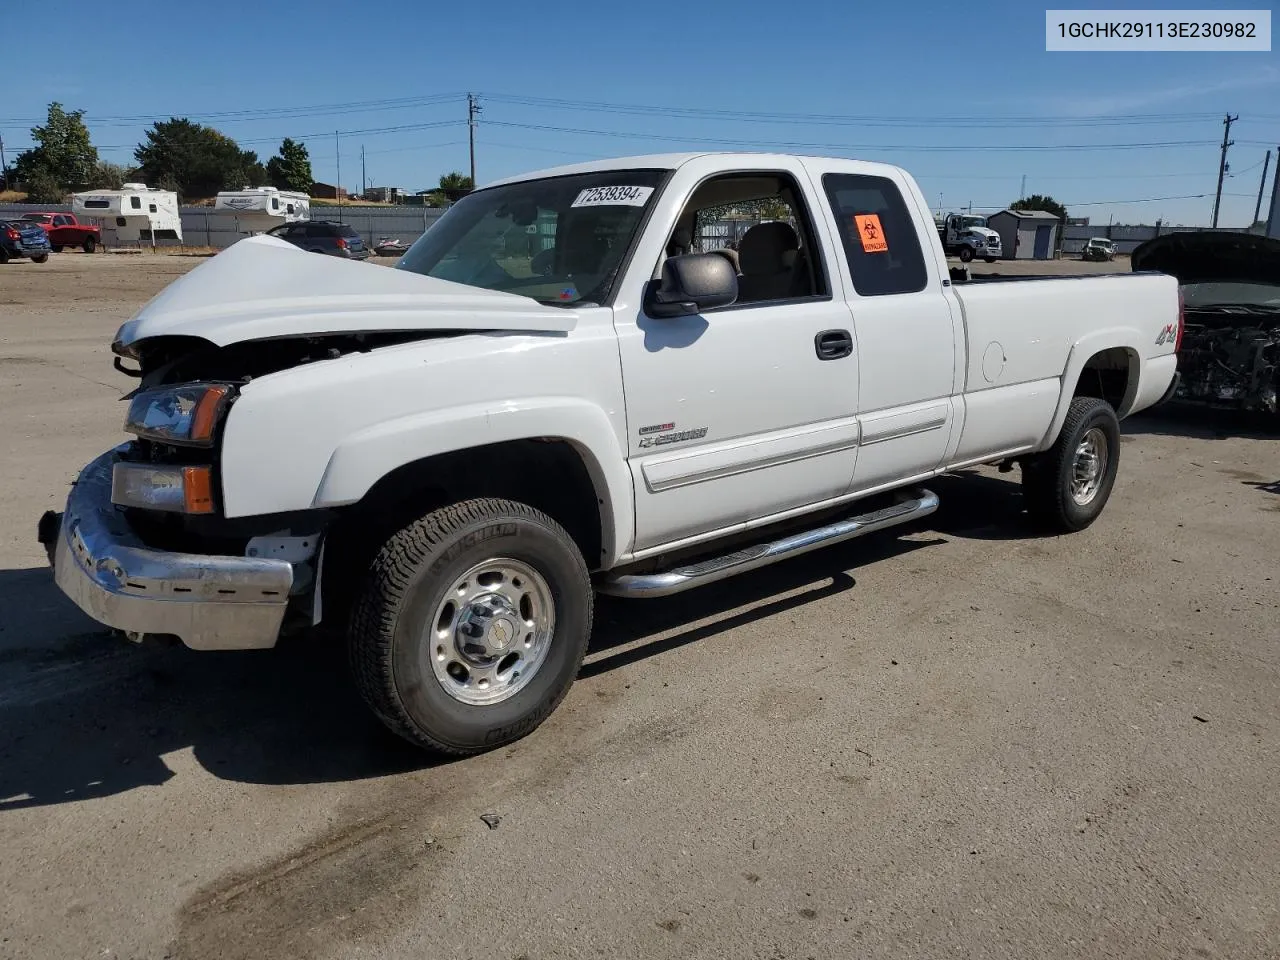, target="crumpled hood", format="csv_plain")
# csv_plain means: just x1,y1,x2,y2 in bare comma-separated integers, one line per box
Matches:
114,234,578,348
1131,231,1280,287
